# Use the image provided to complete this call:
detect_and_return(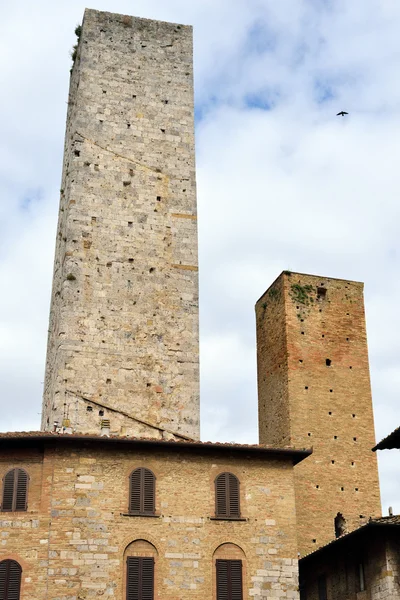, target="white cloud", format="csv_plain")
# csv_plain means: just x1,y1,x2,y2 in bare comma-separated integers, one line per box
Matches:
0,0,400,516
